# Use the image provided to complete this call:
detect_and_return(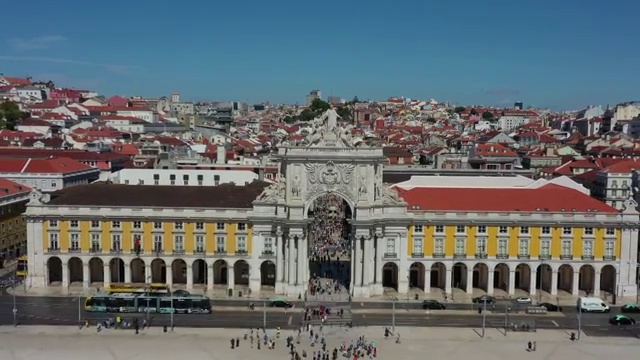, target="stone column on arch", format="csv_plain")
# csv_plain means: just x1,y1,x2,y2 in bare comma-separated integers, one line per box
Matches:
508,270,516,295
465,268,473,294
186,264,193,290
593,270,601,297
82,262,90,288
529,267,537,296
62,262,69,288
275,230,284,284
103,263,111,288
572,271,580,296
206,262,214,290
550,270,558,296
